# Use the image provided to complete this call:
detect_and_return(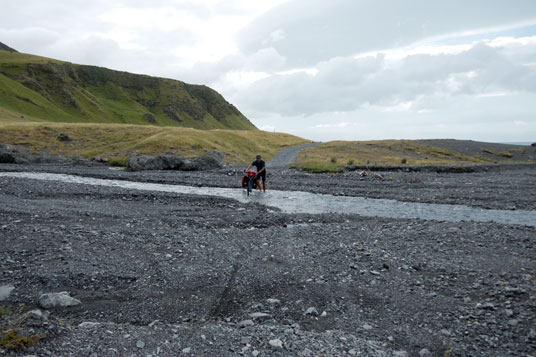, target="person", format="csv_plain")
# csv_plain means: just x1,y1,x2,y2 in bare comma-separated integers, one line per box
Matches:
245,154,266,192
